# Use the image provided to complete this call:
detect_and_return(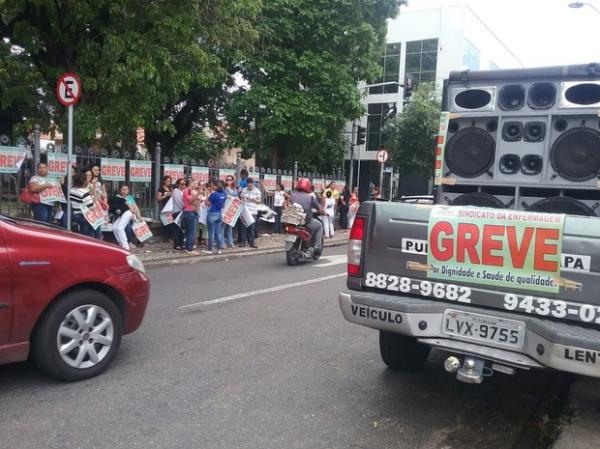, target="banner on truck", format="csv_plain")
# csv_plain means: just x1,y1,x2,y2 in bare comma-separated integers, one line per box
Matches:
426,205,565,293
129,160,152,182
101,158,126,181
47,153,69,176
0,147,26,173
